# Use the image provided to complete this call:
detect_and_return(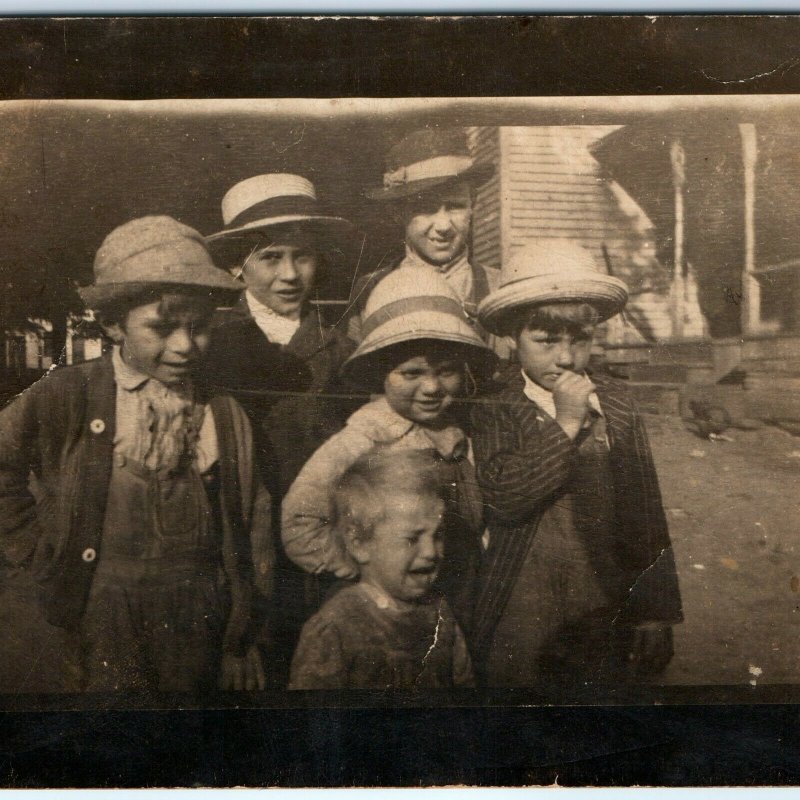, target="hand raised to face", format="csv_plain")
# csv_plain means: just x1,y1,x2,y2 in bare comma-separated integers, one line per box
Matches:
552,371,596,440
